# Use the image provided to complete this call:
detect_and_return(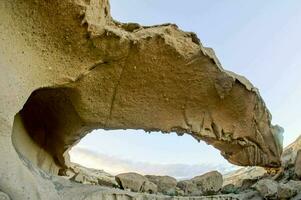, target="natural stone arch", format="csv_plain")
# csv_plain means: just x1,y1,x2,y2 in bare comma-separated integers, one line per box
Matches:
0,0,283,199
13,50,282,174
